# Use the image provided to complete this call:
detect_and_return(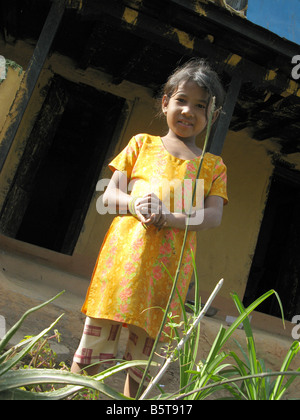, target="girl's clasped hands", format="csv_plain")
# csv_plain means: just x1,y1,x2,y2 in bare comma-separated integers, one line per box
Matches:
129,193,168,230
